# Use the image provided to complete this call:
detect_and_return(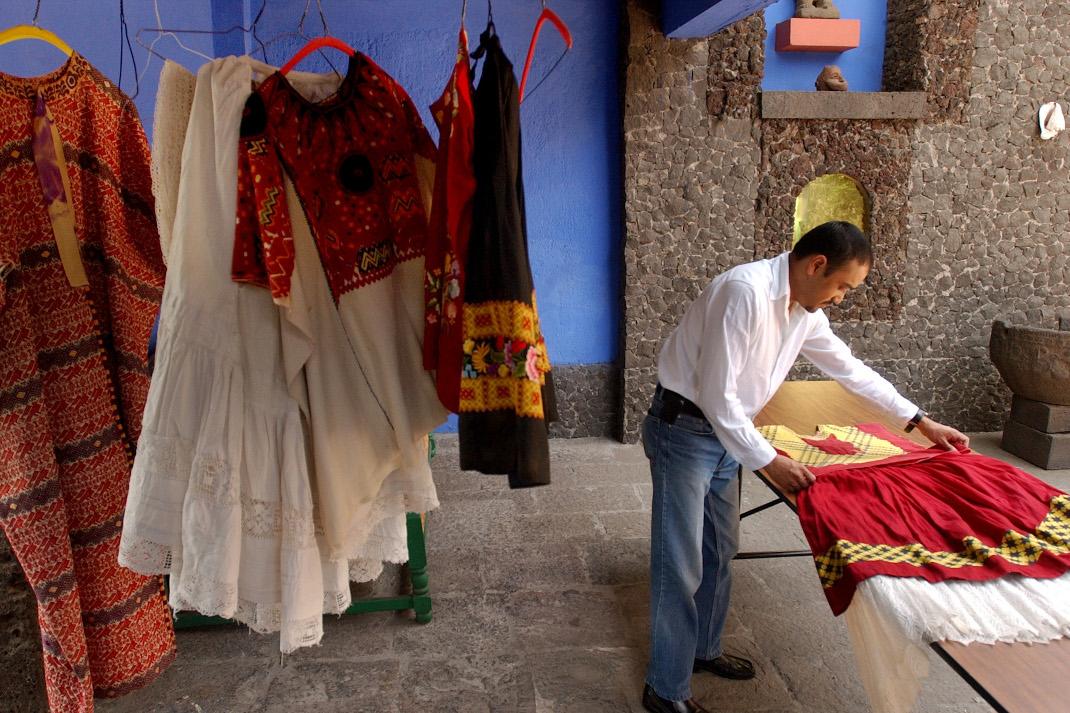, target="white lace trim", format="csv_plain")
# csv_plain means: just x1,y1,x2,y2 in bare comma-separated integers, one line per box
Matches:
857,571,1070,645
124,433,431,650
118,535,174,574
